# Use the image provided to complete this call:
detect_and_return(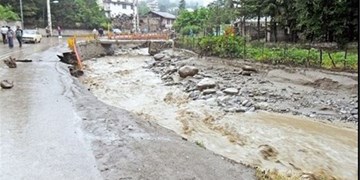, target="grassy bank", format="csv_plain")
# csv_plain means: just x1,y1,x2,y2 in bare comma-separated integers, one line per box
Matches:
176,36,358,71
